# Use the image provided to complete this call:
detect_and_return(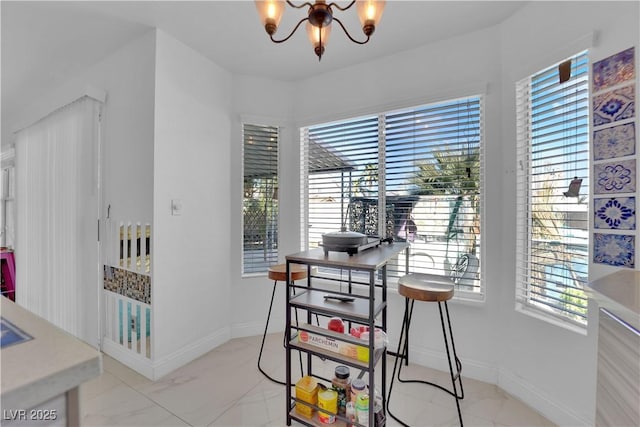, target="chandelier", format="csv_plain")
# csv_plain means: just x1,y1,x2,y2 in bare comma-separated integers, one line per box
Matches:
255,0,386,60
